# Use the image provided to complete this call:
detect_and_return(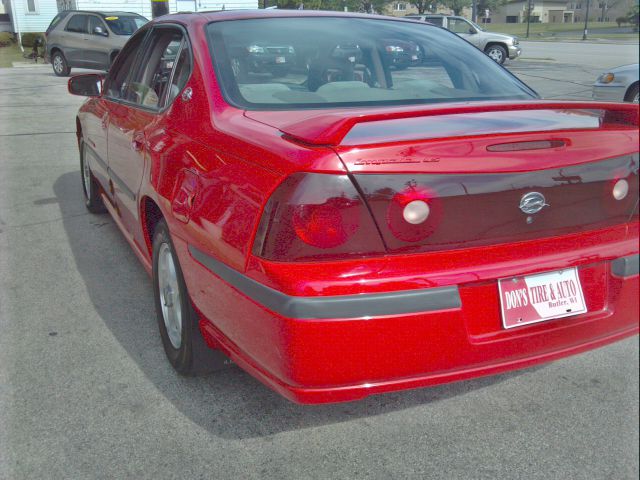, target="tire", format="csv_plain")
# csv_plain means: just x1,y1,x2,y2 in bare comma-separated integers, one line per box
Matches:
51,50,70,77
152,219,228,375
485,44,507,65
80,142,106,214
624,83,639,103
